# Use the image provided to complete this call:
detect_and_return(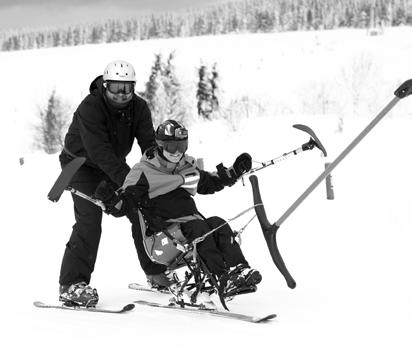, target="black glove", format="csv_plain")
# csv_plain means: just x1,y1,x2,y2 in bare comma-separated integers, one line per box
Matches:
216,153,252,187
94,180,122,215
233,153,252,176
123,187,163,231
